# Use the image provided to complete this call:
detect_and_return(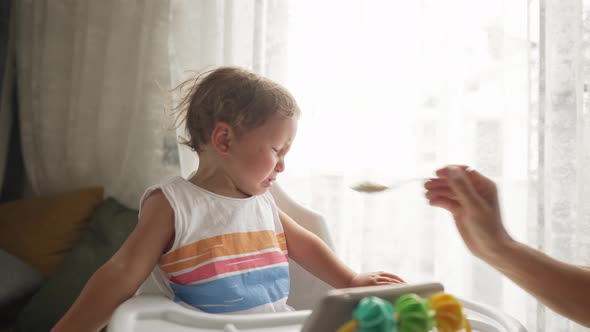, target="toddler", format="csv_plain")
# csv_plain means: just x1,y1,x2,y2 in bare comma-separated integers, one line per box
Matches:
53,66,404,331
